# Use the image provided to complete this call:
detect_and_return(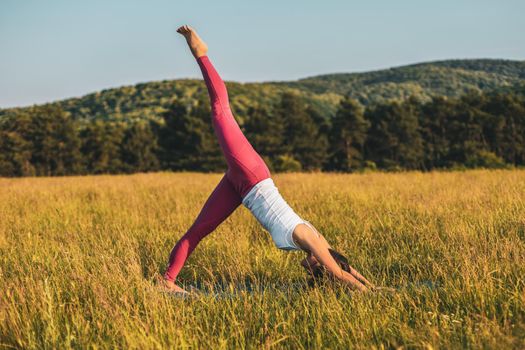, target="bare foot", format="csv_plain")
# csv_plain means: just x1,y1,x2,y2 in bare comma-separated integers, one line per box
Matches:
176,25,208,59
159,278,189,294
